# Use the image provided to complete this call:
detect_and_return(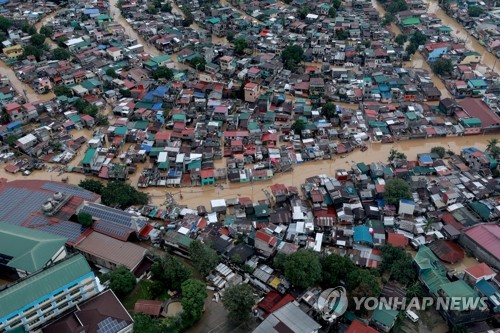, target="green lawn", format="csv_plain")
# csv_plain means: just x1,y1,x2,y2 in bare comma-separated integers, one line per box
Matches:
122,279,154,310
